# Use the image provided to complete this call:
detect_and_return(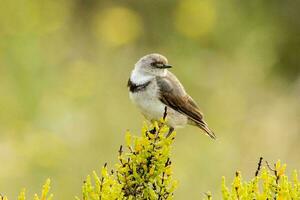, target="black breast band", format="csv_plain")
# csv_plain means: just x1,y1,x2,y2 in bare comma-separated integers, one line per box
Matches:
127,79,151,93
